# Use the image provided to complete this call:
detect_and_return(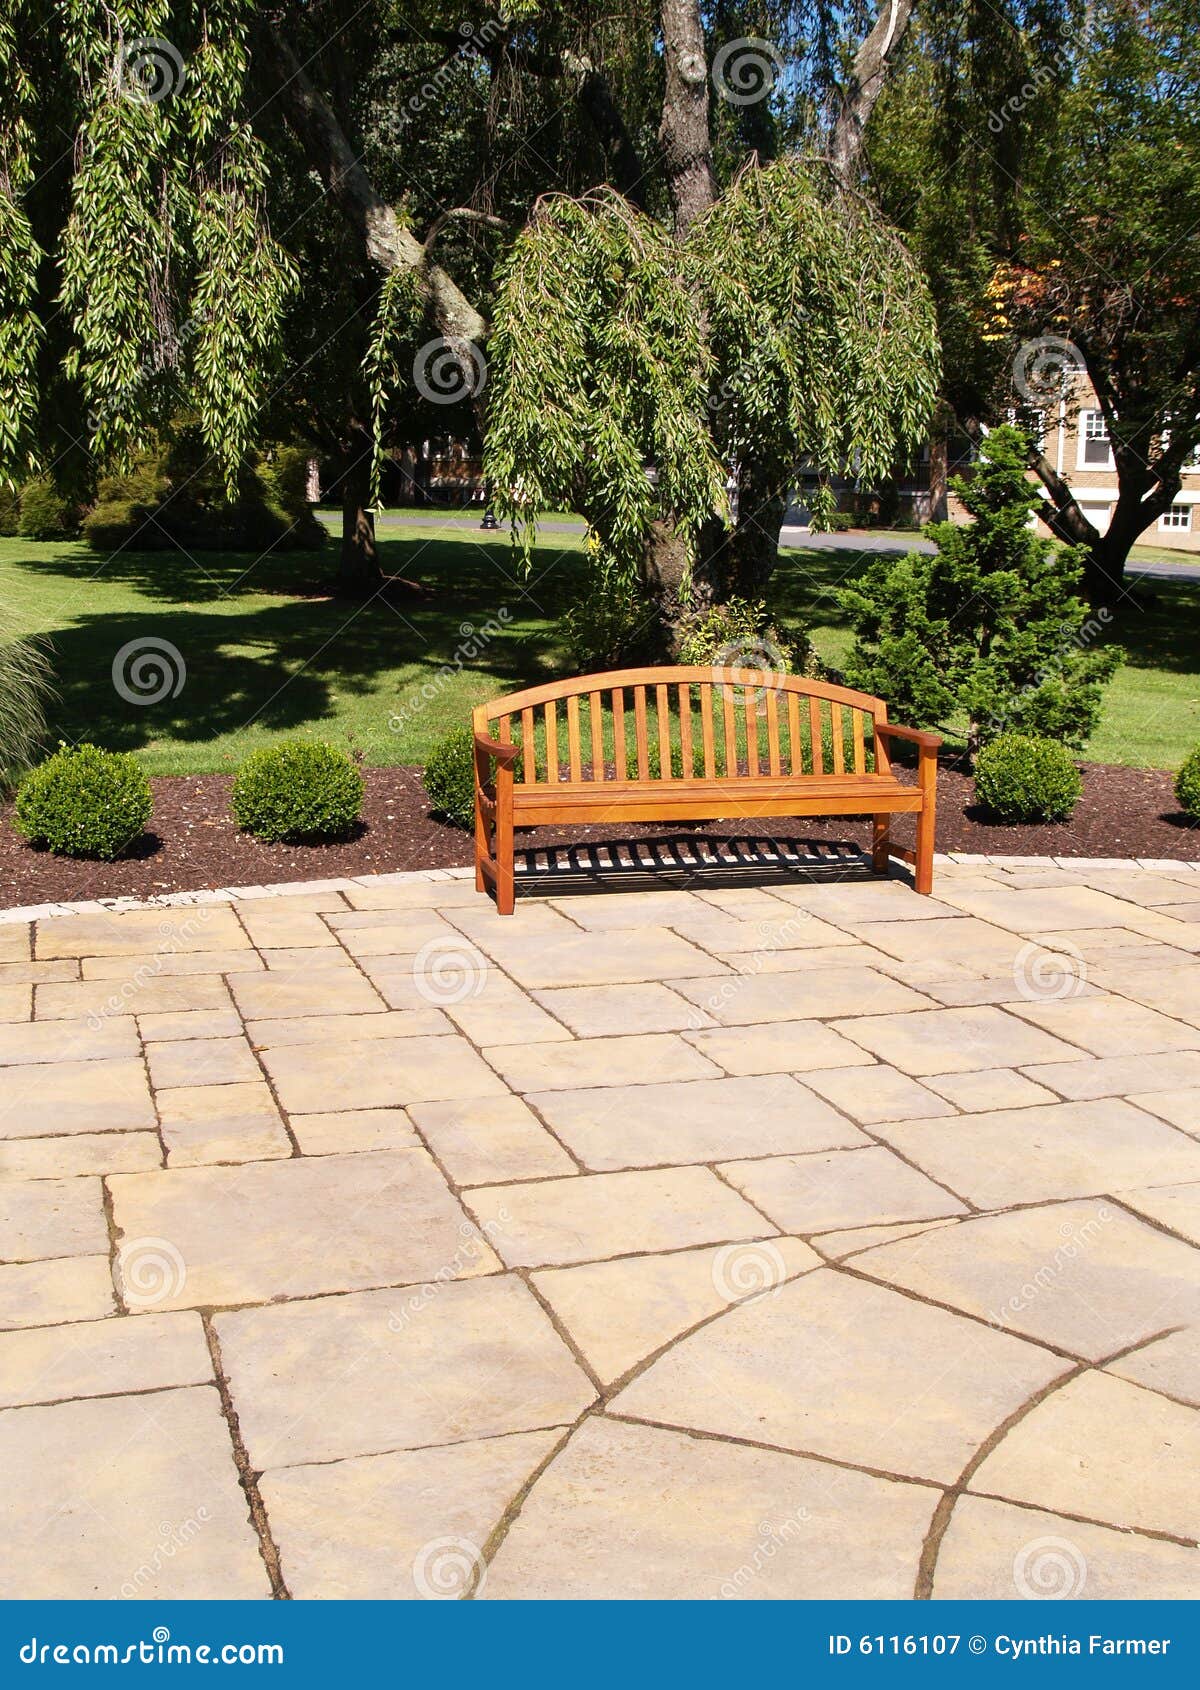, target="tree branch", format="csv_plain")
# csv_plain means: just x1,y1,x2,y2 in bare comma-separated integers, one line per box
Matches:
256,26,487,345
830,0,916,187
